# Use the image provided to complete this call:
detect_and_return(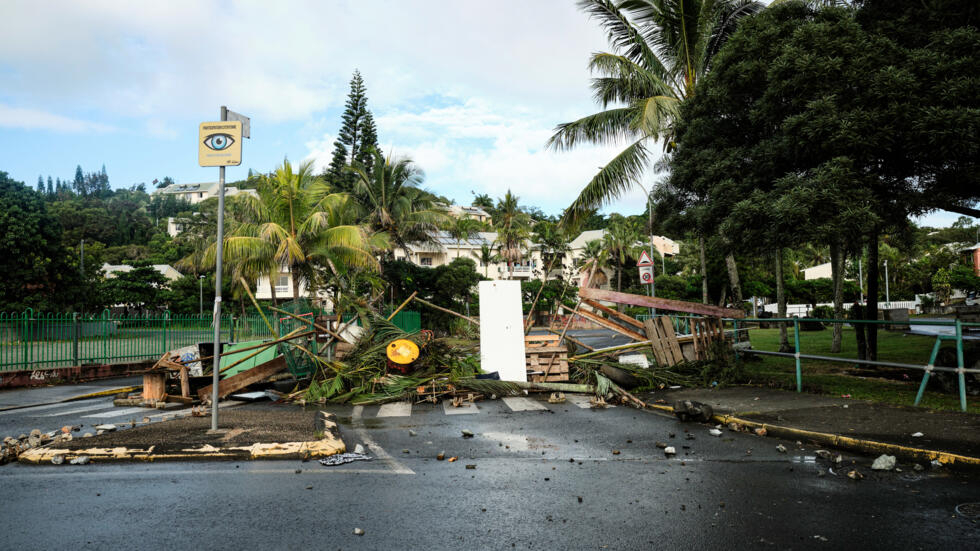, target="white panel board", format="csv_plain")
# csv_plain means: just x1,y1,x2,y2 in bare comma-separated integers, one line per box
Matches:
478,280,527,382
